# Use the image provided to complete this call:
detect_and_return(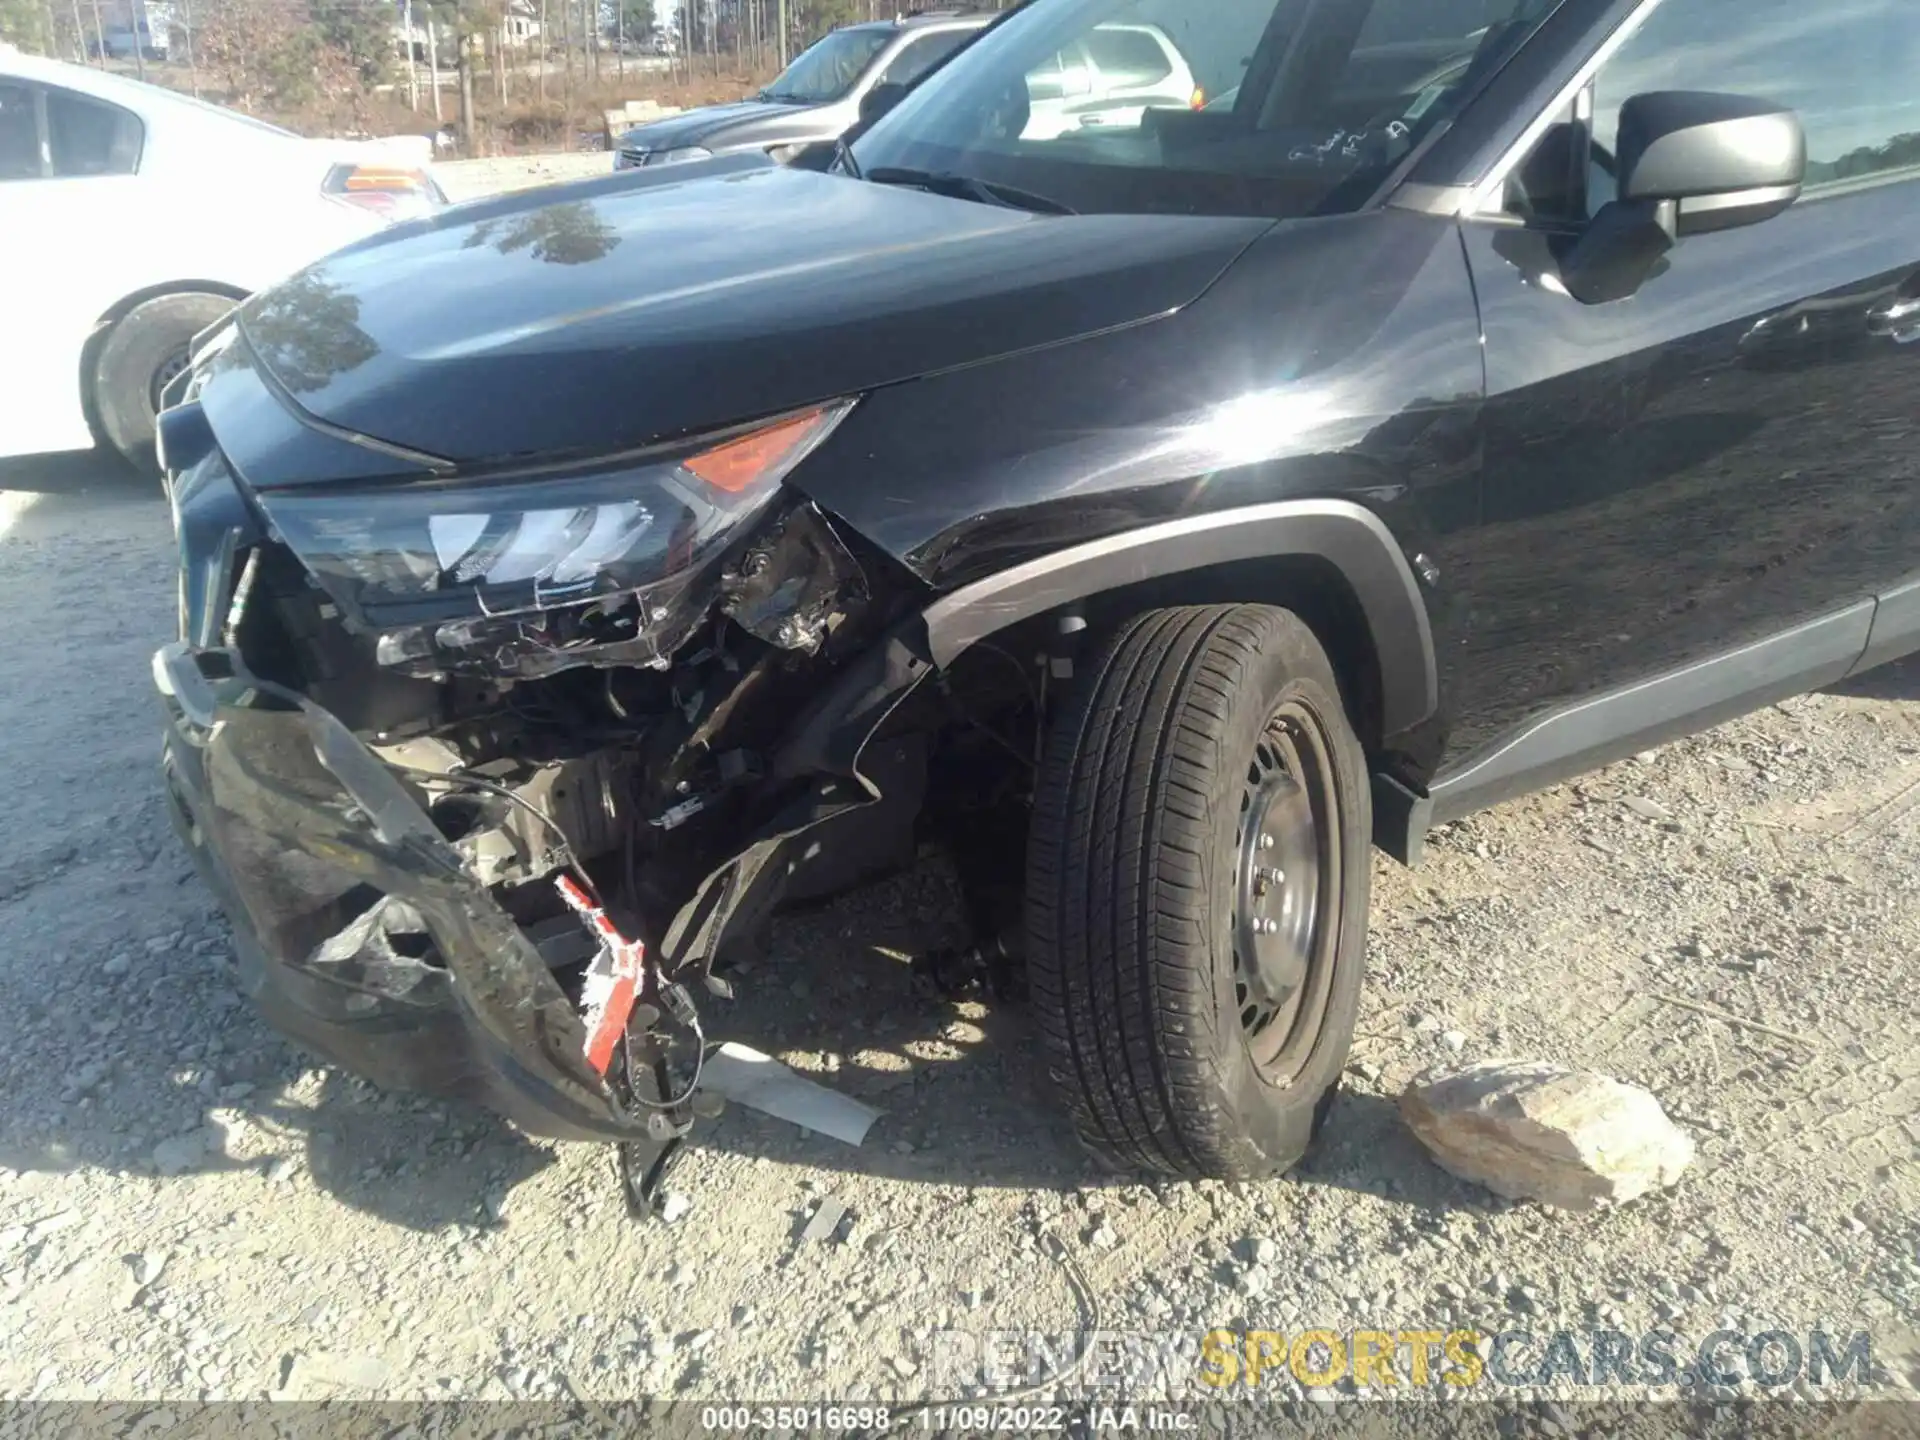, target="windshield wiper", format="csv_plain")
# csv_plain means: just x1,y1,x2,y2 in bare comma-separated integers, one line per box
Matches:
865,166,1076,216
